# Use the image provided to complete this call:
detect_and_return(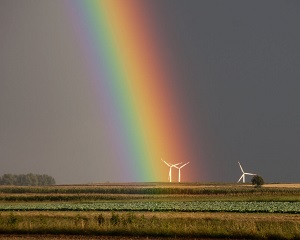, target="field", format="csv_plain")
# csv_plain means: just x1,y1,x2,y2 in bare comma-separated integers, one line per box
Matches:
0,183,300,239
